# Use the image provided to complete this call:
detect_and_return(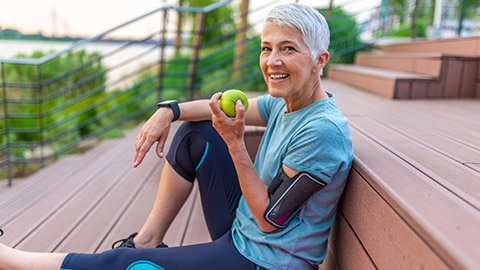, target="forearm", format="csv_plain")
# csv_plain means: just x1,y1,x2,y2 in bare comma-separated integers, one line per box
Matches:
228,143,277,232
177,99,212,122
